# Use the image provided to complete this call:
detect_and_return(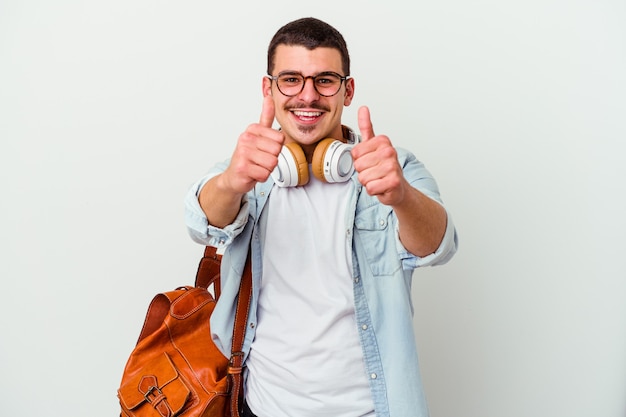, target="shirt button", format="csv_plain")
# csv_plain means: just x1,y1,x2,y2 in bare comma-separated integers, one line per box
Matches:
354,277,359,283
370,373,377,379
250,323,255,329
379,219,386,227
260,191,265,196
361,324,368,330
